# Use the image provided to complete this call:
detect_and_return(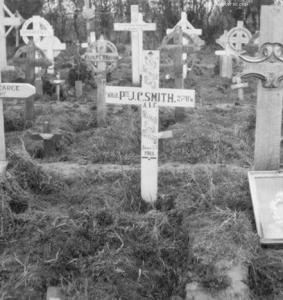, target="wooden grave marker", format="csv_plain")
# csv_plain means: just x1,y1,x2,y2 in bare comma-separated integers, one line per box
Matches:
162,16,202,122
216,21,251,78
13,39,51,124
0,0,21,70
106,50,195,202
239,5,283,171
20,16,54,45
0,70,36,175
51,73,65,102
231,76,249,102
82,0,95,37
114,5,156,85
37,35,66,74
14,10,24,47
84,35,119,126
